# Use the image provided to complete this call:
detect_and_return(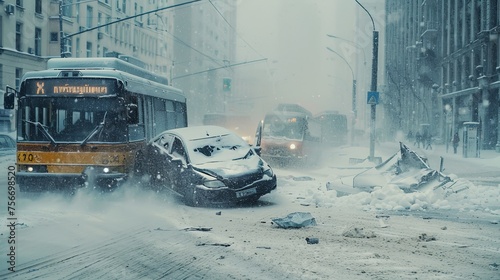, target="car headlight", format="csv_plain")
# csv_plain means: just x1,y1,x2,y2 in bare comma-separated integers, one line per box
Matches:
289,143,296,150
203,180,226,188
263,166,274,177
